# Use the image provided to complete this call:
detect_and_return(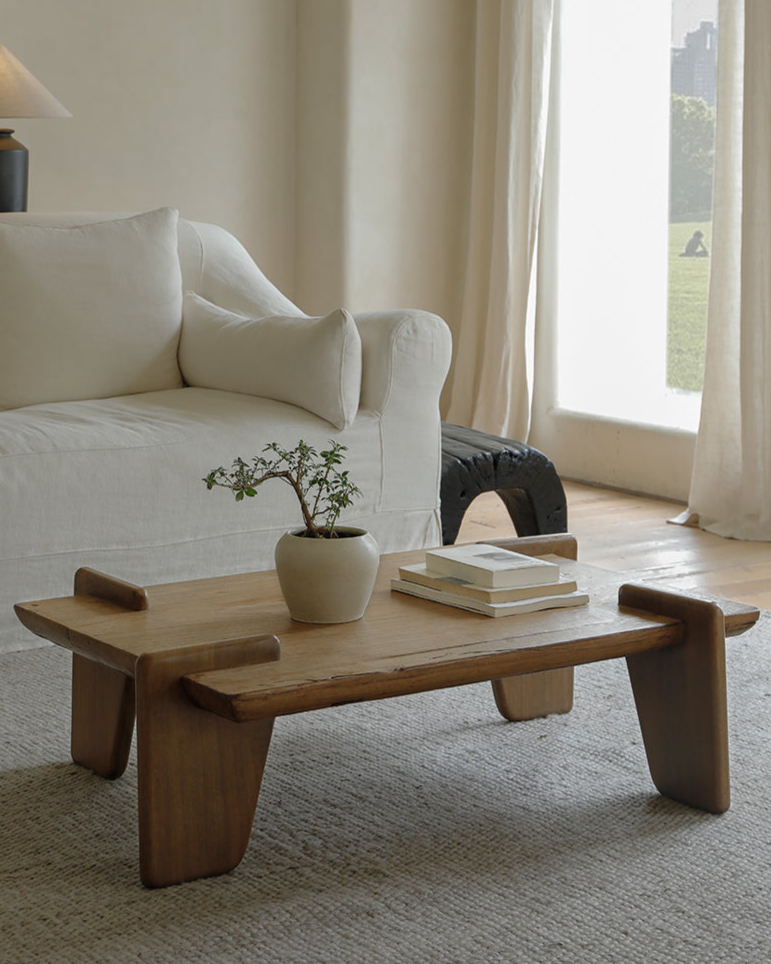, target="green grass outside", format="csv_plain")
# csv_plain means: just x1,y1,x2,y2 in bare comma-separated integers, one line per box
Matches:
667,219,711,392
